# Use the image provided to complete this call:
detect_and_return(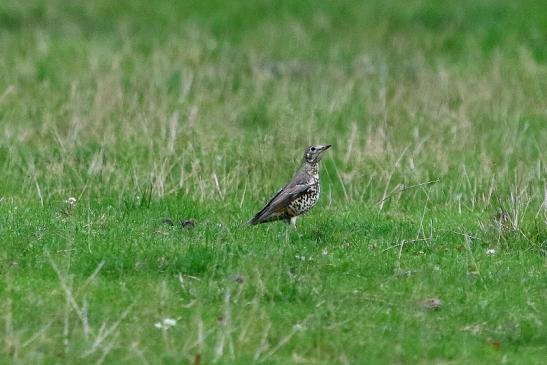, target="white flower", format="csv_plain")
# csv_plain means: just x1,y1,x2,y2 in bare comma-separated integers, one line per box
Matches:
293,323,304,331
154,318,177,330
163,318,177,326
66,197,77,207
486,248,496,256
321,248,329,256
